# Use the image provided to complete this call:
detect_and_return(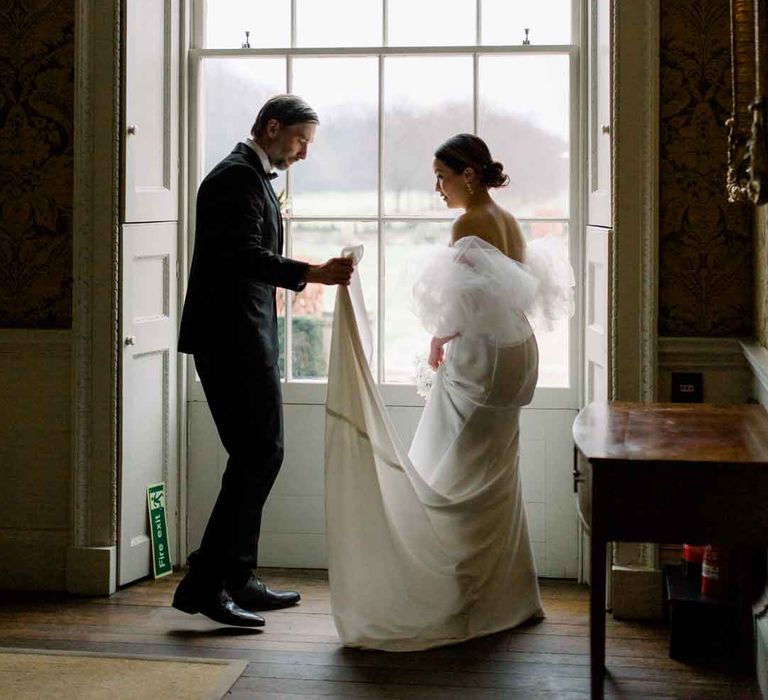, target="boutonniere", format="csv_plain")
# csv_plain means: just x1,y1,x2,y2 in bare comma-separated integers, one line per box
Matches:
277,188,287,211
